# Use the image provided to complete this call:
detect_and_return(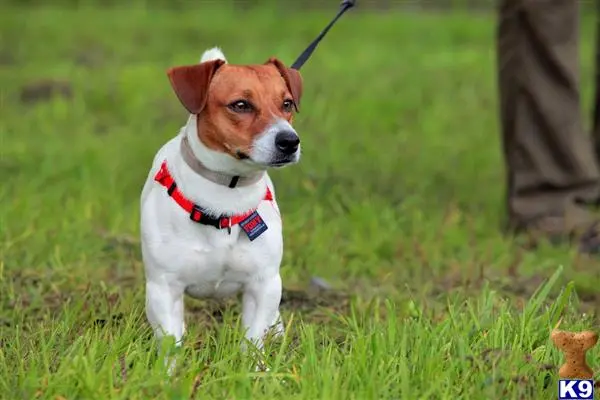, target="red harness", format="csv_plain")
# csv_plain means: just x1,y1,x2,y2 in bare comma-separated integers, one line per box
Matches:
154,160,273,230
